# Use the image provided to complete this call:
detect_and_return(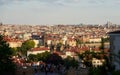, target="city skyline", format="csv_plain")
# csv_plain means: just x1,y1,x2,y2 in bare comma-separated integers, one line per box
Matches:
0,0,120,25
